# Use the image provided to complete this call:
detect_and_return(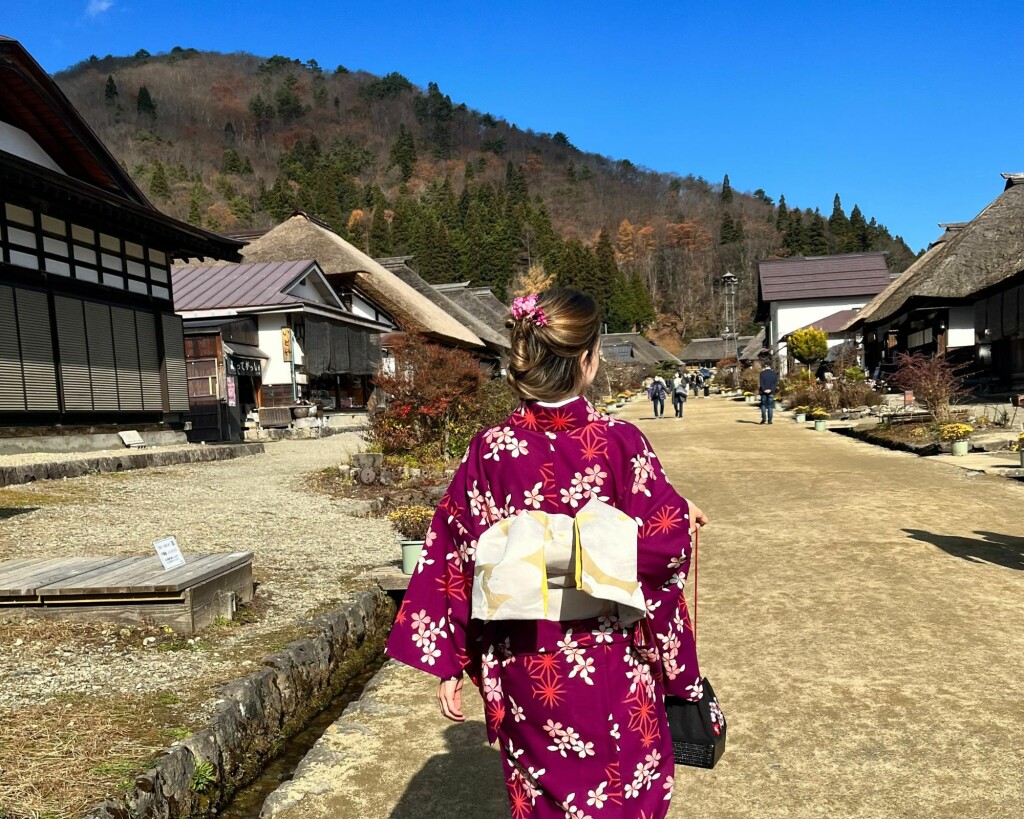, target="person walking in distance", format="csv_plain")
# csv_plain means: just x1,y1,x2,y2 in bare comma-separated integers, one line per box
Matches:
671,371,687,418
759,363,779,424
648,375,667,419
385,288,710,819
